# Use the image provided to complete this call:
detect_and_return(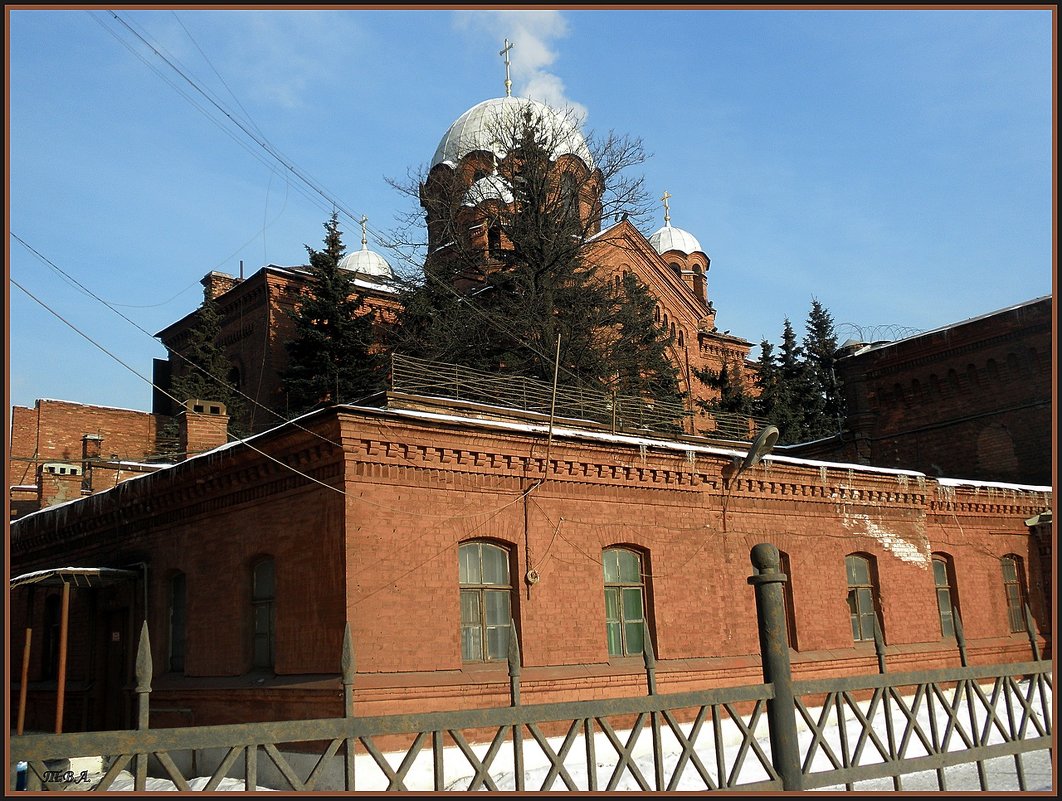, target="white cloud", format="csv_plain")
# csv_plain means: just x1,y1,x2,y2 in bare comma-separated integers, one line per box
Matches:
454,10,588,121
